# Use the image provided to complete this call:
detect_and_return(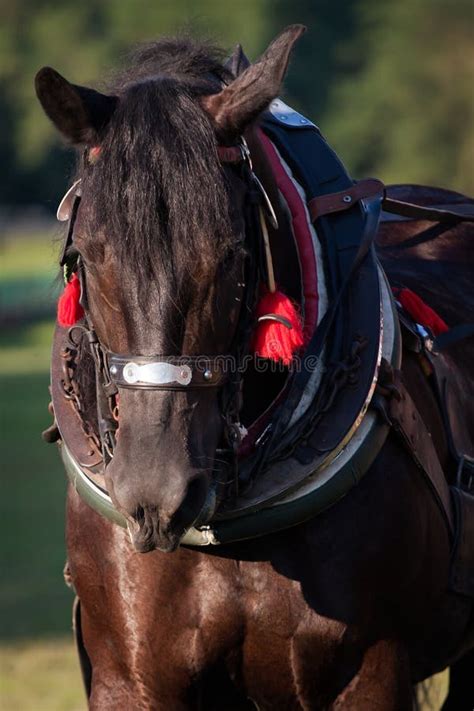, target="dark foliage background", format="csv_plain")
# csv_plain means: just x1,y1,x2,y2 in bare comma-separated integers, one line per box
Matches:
1,0,473,214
